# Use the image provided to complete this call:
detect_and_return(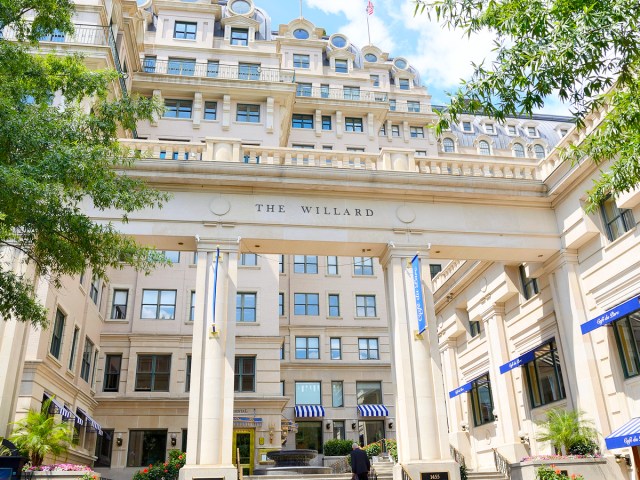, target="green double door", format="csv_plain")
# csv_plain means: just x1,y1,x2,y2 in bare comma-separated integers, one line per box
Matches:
232,429,254,475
